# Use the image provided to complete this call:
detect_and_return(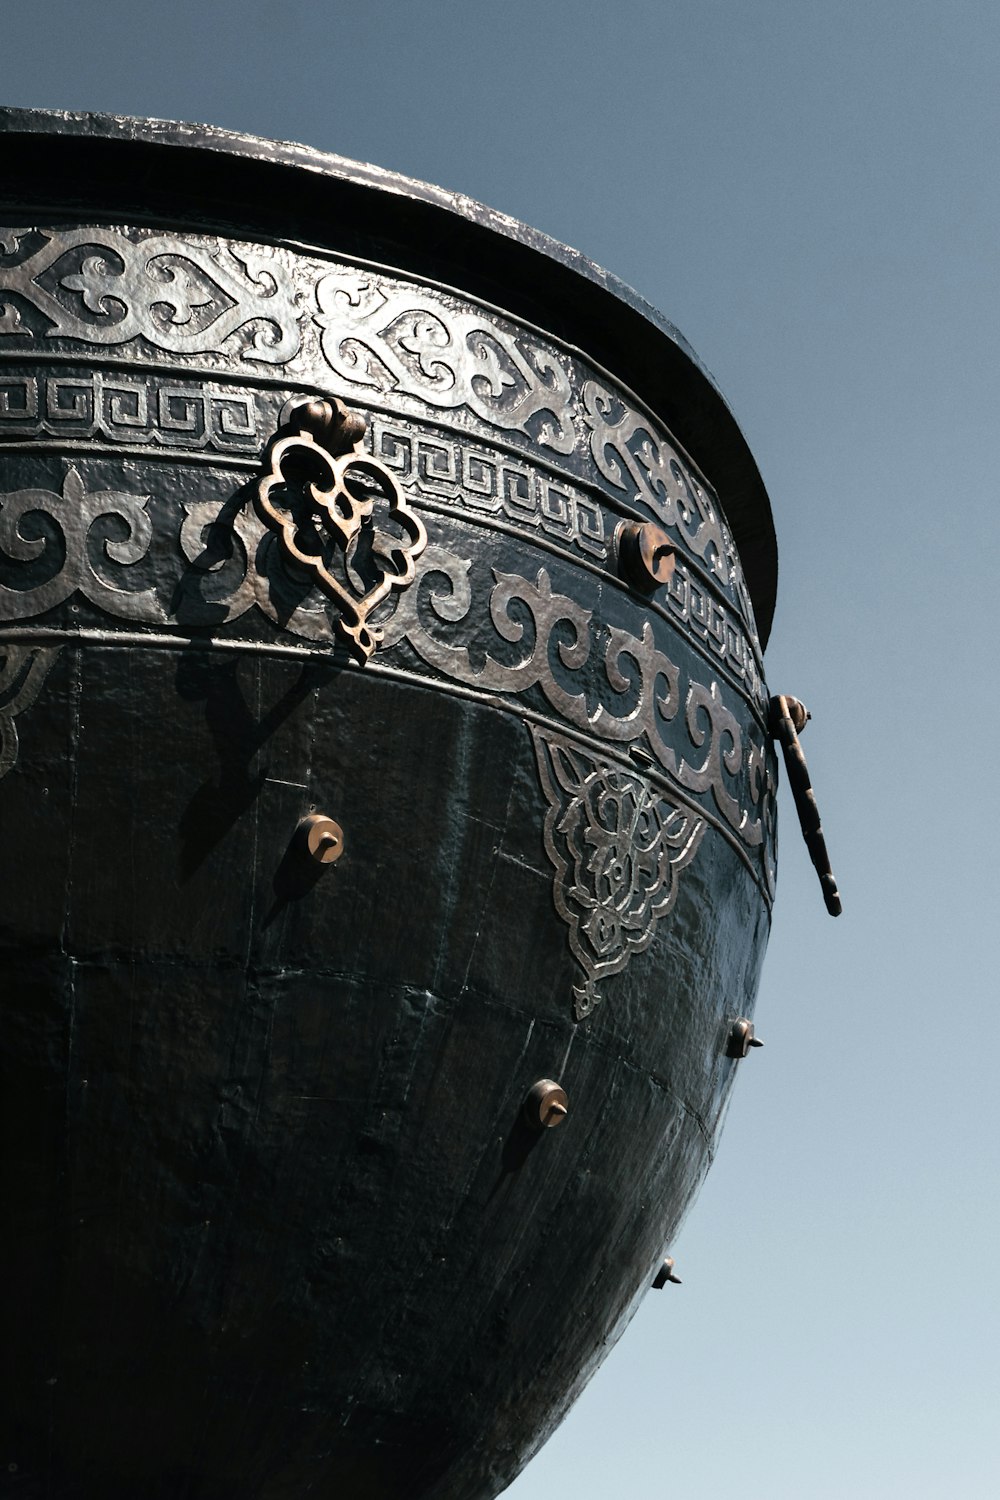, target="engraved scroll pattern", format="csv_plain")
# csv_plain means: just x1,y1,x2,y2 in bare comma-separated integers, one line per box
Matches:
582,379,759,639
0,371,761,701
367,414,763,700
312,272,758,639
0,467,340,646
0,228,299,364
532,726,706,1019
0,230,760,639
0,477,775,887
383,546,774,865
315,271,577,454
0,466,160,622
